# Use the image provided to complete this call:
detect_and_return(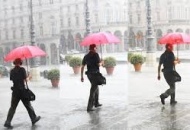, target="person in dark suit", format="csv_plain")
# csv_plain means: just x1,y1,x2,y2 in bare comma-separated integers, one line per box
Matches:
81,44,104,112
158,44,180,105
4,58,40,129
